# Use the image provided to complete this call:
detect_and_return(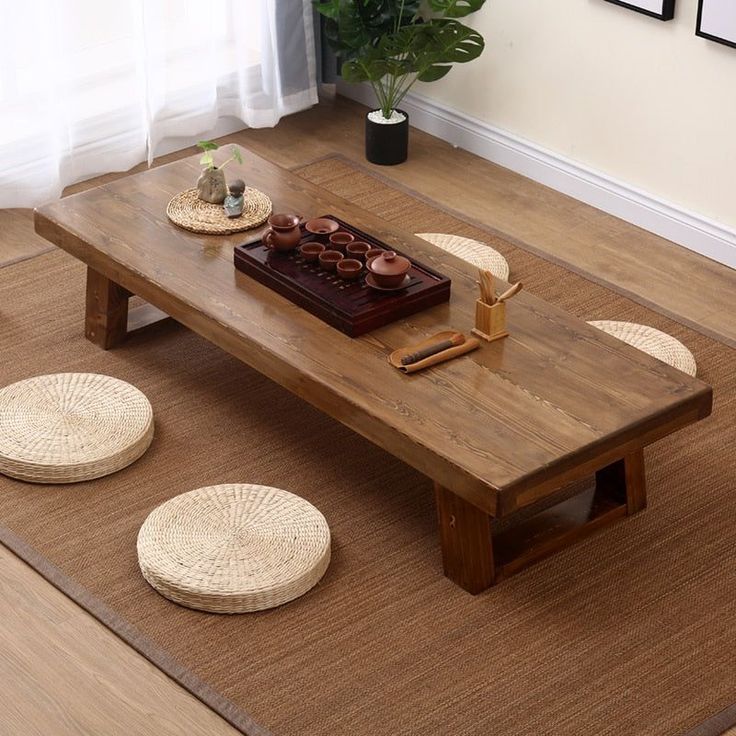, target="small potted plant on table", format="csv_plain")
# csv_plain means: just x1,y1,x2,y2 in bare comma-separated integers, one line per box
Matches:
315,0,487,165
196,141,243,204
